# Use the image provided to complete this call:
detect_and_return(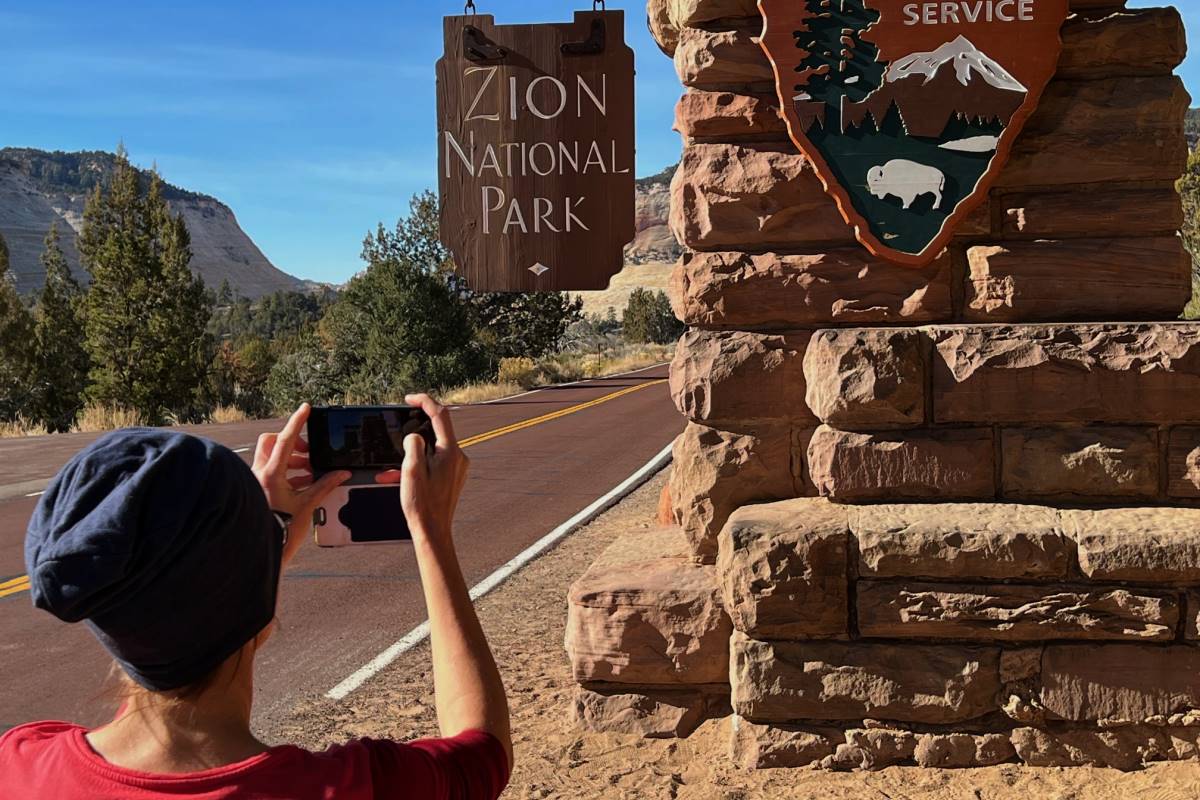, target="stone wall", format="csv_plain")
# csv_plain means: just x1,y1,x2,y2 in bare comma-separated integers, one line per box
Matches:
567,0,1200,770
